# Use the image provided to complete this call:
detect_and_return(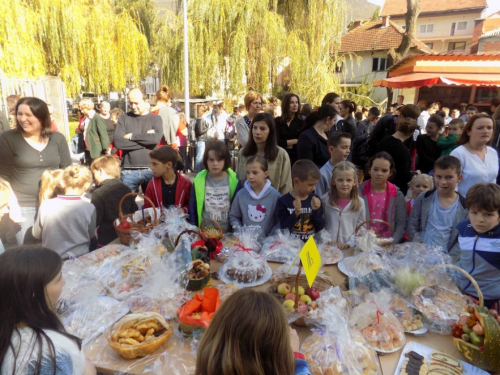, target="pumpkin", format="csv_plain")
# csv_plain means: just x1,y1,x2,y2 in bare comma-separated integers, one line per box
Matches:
453,305,500,372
